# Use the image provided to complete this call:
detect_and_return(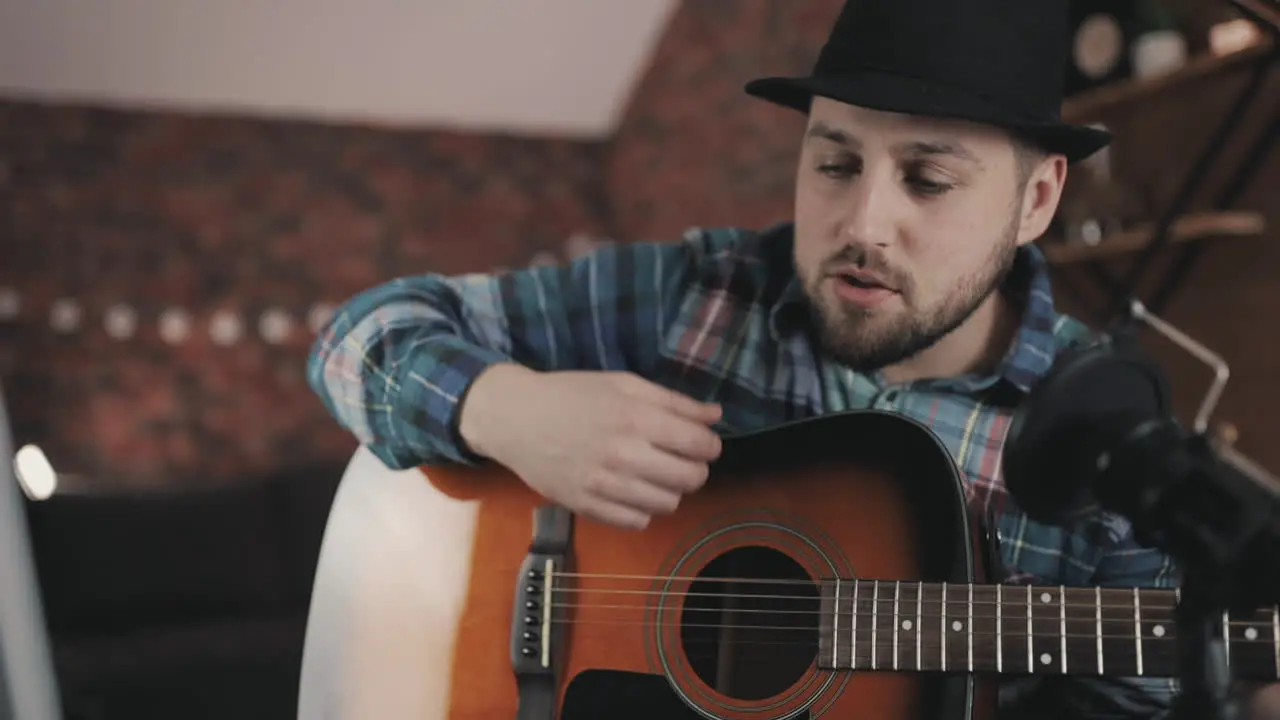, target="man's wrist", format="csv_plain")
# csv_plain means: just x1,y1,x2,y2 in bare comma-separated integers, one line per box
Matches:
457,362,537,461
